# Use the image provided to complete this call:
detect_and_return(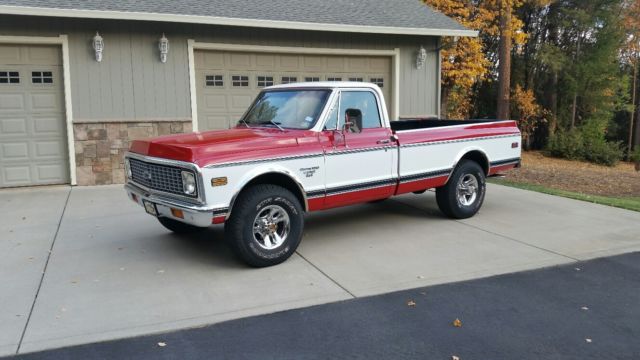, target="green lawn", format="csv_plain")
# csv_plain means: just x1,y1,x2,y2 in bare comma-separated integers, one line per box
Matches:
489,179,640,212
